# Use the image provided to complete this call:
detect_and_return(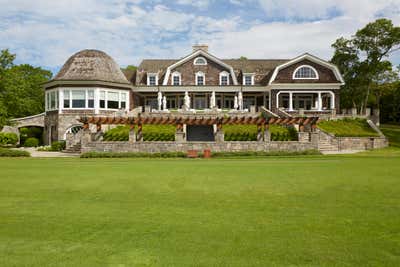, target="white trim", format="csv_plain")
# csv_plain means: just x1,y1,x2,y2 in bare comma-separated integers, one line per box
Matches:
276,90,335,111
219,71,230,86
162,49,238,85
268,53,345,85
171,71,181,86
194,57,207,65
270,83,341,90
195,71,205,86
292,65,319,80
243,73,255,86
147,73,158,86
